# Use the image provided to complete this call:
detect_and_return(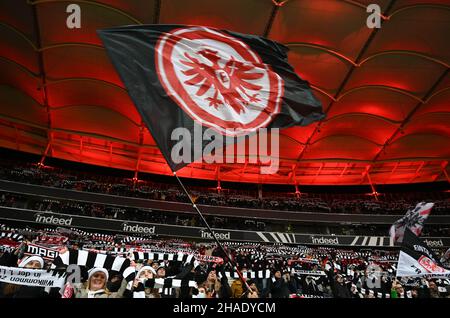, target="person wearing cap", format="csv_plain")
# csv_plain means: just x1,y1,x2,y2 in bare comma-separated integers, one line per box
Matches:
18,255,44,269
154,263,178,298
267,269,290,298
156,264,166,278
0,253,48,298
332,274,352,298
72,267,127,298
200,267,231,298
124,266,160,298
145,261,158,271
